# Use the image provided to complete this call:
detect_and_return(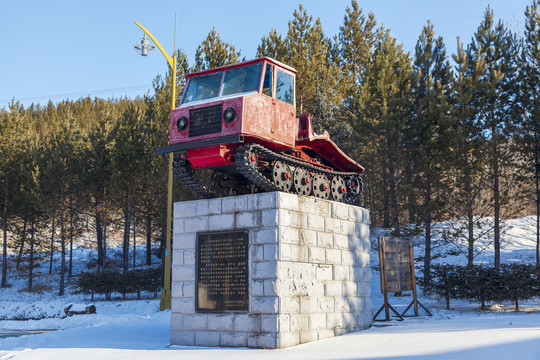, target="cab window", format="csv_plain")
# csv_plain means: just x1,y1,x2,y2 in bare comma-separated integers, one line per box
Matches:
262,64,273,97
221,63,263,96
276,70,294,105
